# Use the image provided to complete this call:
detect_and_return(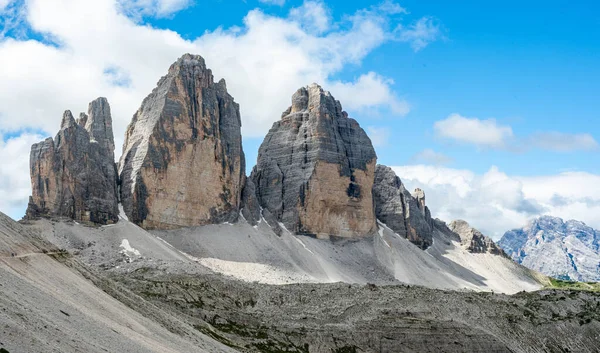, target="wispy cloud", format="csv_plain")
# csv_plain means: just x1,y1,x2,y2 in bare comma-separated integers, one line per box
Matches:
410,148,453,165
259,0,286,6
366,126,390,147
529,132,599,152
396,16,441,51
